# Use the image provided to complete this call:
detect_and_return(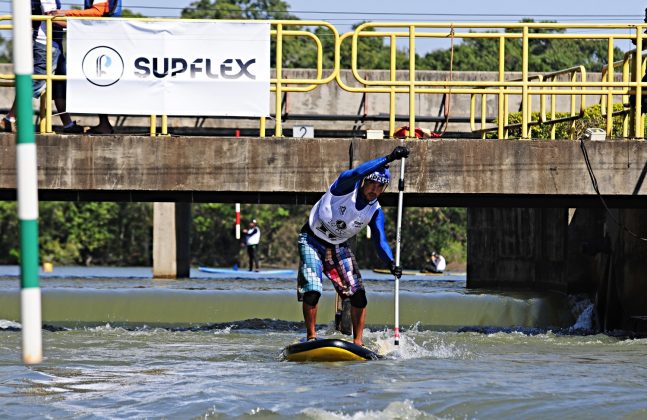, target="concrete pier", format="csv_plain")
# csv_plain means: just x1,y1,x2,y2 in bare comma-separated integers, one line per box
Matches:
1,135,647,205
153,202,191,279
